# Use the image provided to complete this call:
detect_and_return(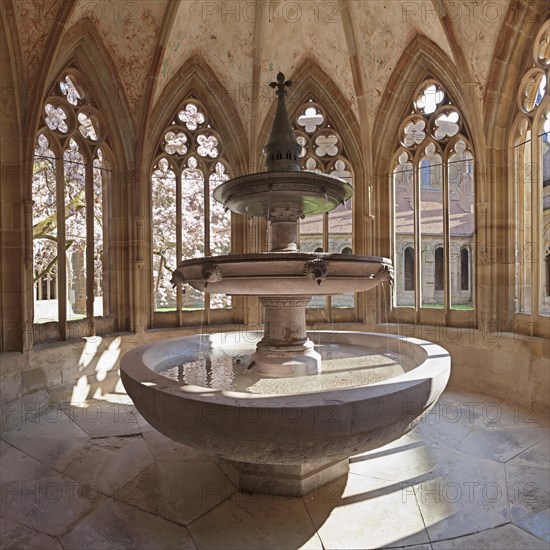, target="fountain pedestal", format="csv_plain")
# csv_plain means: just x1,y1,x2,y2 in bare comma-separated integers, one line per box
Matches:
251,295,321,377
217,457,349,497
